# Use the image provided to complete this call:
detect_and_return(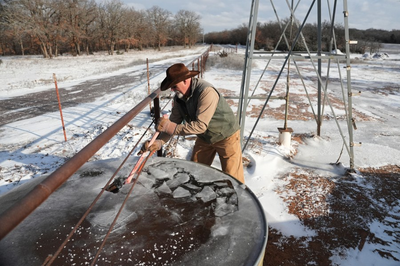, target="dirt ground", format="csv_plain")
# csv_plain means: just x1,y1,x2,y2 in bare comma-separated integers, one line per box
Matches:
261,141,400,266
